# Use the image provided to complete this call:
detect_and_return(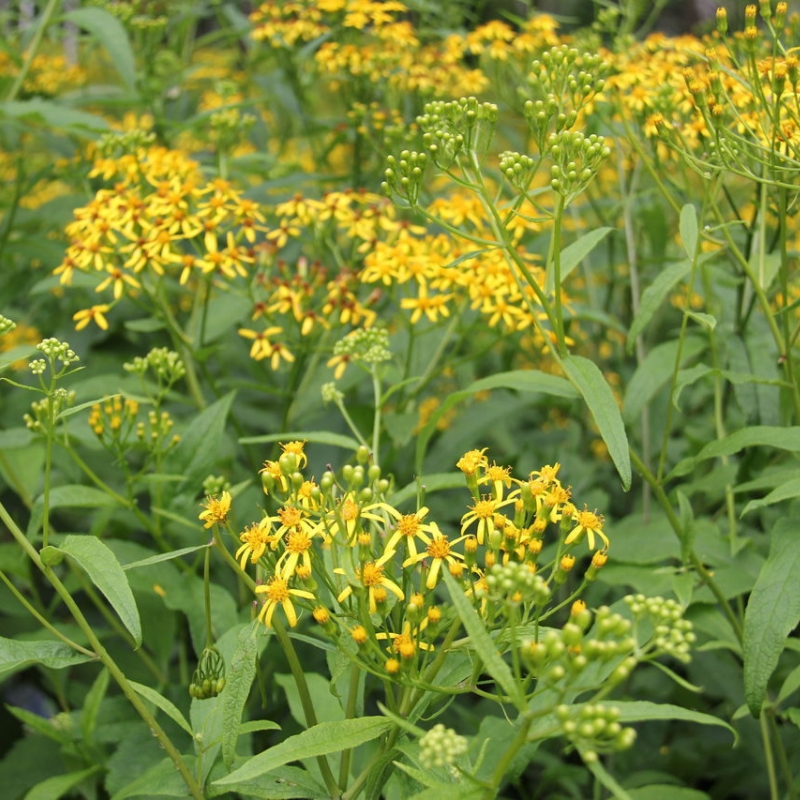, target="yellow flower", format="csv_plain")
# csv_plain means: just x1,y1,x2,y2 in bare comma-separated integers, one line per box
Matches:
460,496,514,544
336,551,404,614
199,491,232,528
403,531,467,590
565,507,609,551
235,517,277,569
256,575,315,628
73,304,111,331
382,506,440,560
456,448,488,476
280,440,308,468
